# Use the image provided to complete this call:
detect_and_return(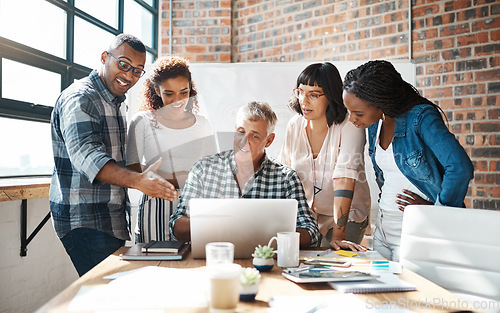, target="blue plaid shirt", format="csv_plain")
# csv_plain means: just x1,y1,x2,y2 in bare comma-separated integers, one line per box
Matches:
169,150,320,246
49,70,130,240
